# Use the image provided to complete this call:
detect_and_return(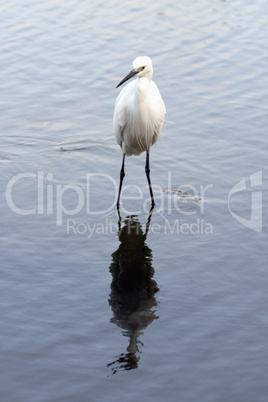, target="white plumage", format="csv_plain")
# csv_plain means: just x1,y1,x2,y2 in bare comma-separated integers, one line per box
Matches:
114,56,166,209
113,56,166,156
